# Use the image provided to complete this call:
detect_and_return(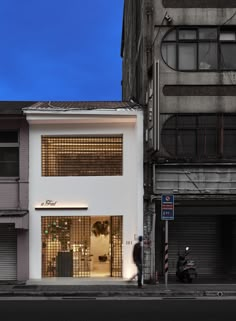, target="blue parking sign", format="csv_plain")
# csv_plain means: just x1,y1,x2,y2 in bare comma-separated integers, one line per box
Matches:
161,194,174,220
